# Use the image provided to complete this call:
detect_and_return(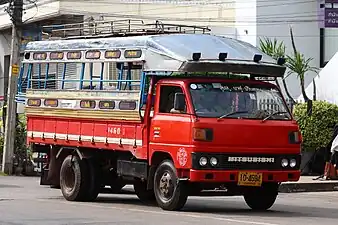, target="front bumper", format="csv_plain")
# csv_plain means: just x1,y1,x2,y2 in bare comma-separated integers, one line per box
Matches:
189,169,300,183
